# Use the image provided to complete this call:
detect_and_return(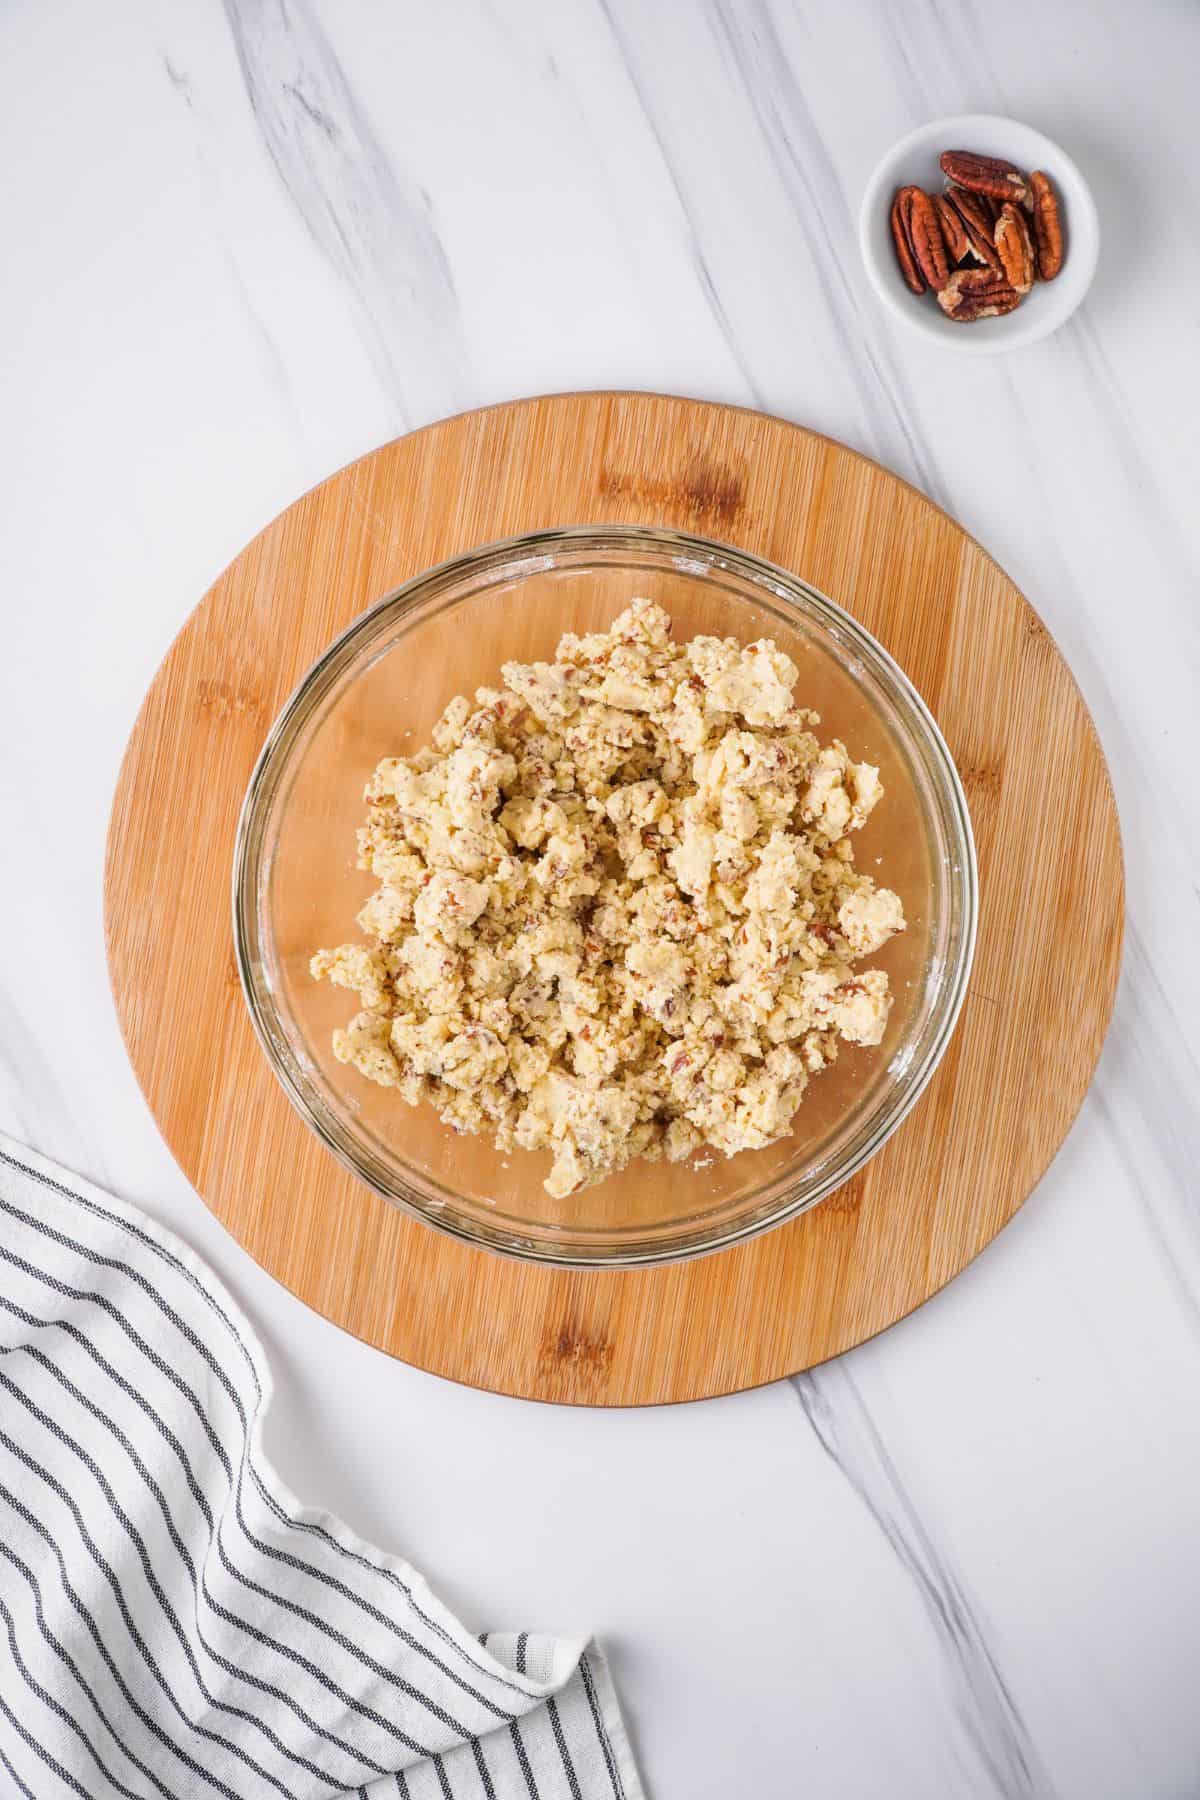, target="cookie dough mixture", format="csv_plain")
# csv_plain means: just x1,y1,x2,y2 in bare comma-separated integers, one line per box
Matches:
312,598,906,1198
